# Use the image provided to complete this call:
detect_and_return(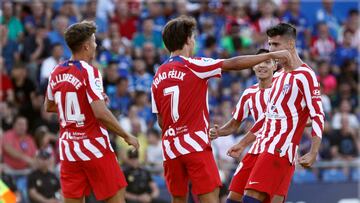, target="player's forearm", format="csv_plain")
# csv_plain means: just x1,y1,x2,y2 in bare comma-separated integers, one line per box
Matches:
222,53,272,71
309,136,321,155
218,119,241,137
97,108,131,140
44,98,57,112
238,131,256,148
